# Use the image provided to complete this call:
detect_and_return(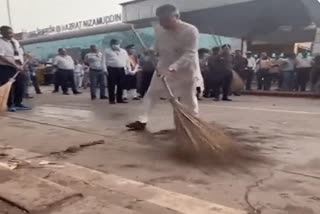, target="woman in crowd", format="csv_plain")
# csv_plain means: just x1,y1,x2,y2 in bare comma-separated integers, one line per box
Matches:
124,44,140,101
